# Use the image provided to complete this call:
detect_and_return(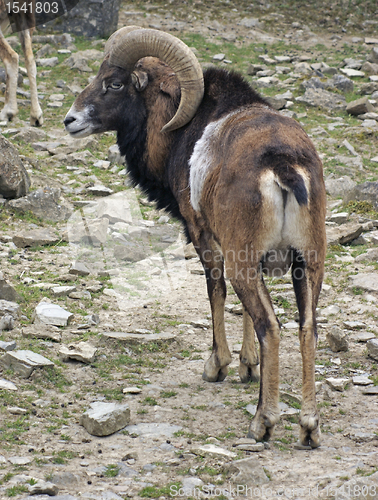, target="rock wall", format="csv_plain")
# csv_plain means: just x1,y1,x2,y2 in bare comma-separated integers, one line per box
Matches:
37,0,121,39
